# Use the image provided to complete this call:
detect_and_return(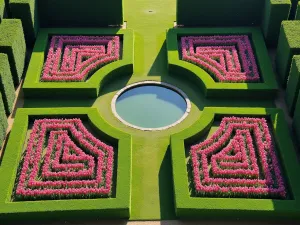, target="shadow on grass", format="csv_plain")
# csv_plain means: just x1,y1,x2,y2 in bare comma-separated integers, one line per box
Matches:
148,40,168,77
158,146,176,219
